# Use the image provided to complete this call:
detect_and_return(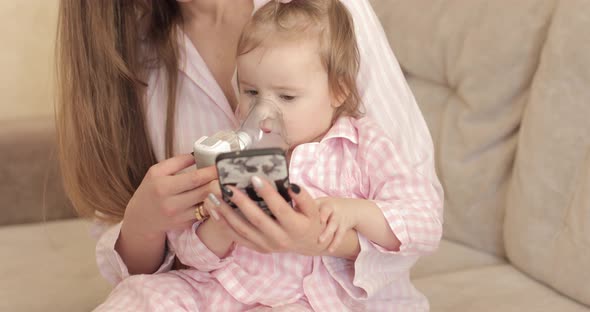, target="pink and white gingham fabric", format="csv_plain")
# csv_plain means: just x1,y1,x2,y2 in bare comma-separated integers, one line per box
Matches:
94,0,444,311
